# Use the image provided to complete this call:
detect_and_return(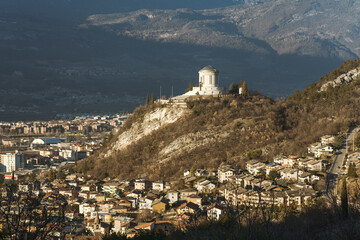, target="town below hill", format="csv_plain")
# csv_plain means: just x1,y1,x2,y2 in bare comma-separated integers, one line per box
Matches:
2,59,360,239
